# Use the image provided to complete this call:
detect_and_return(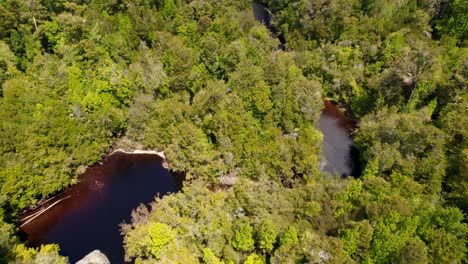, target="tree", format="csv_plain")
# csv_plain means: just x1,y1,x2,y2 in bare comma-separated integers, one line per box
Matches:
12,244,68,264
228,60,273,119
395,237,428,264
436,0,468,45
0,0,466,262
165,121,223,181
339,220,373,260
232,223,255,252
370,212,419,263
0,210,15,263
0,40,17,93
244,253,265,264
279,226,299,246
355,109,447,194
438,97,468,212
203,248,224,264
147,222,176,259
256,219,277,252
123,222,176,261
425,229,466,263
162,0,176,19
